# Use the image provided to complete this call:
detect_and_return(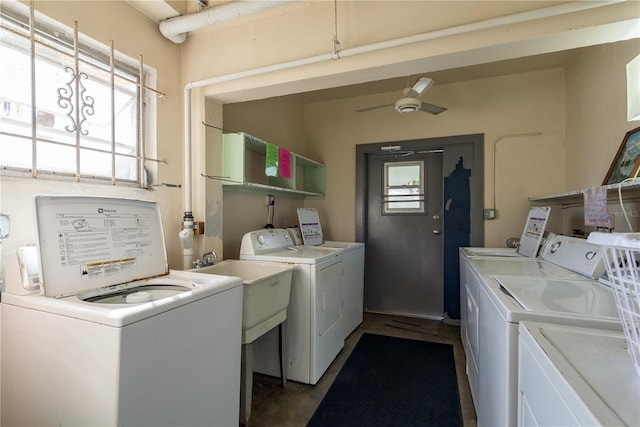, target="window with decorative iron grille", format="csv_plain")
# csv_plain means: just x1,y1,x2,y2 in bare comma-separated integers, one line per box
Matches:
0,2,163,187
